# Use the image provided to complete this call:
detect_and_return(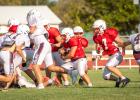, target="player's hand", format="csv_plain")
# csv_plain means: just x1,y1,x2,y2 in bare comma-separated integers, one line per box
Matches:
59,48,66,55
22,58,26,63
61,55,66,60
53,42,61,48
92,54,102,61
